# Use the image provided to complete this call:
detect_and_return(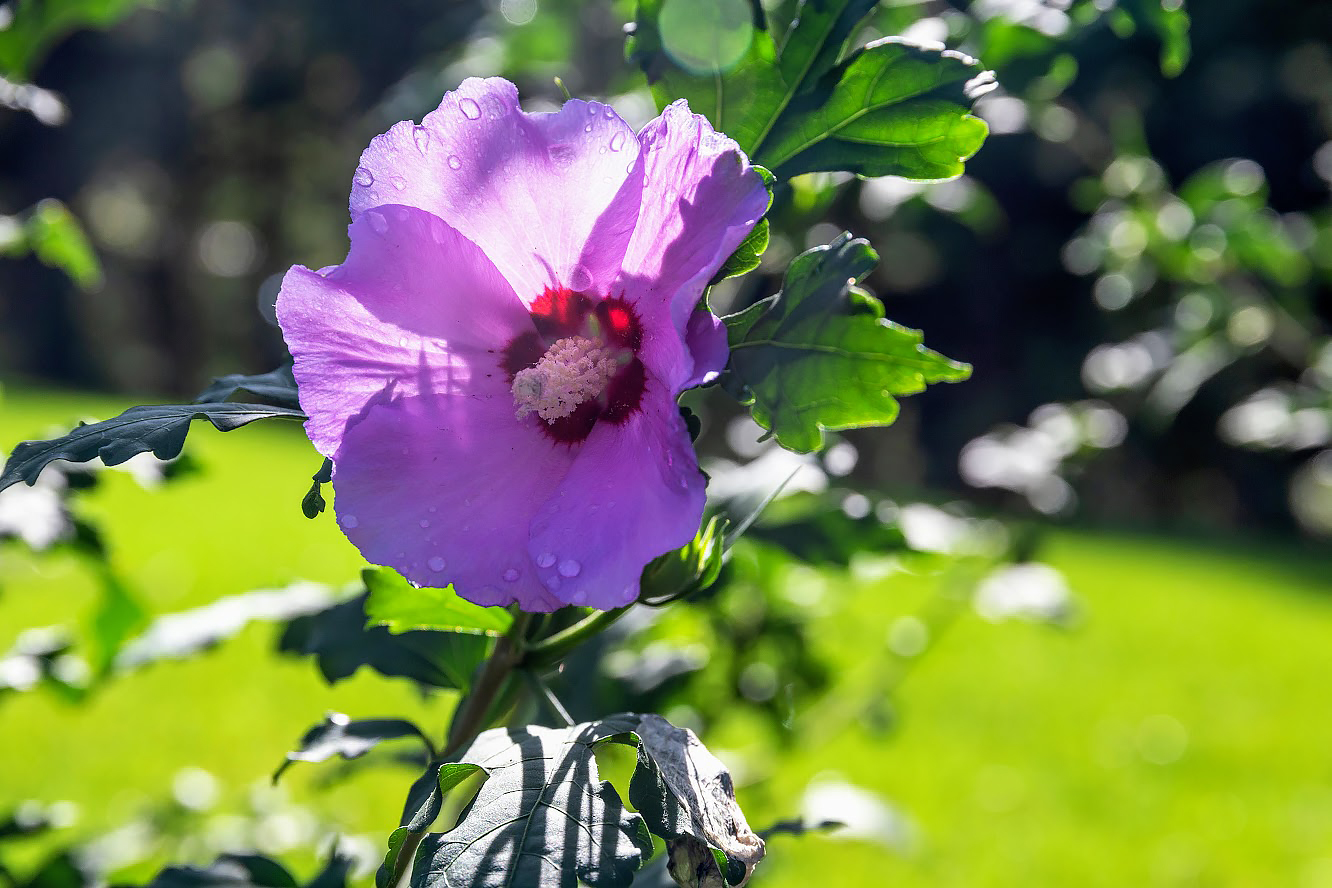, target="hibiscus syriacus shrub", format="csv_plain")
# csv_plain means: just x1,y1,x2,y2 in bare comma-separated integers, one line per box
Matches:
0,4,993,887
